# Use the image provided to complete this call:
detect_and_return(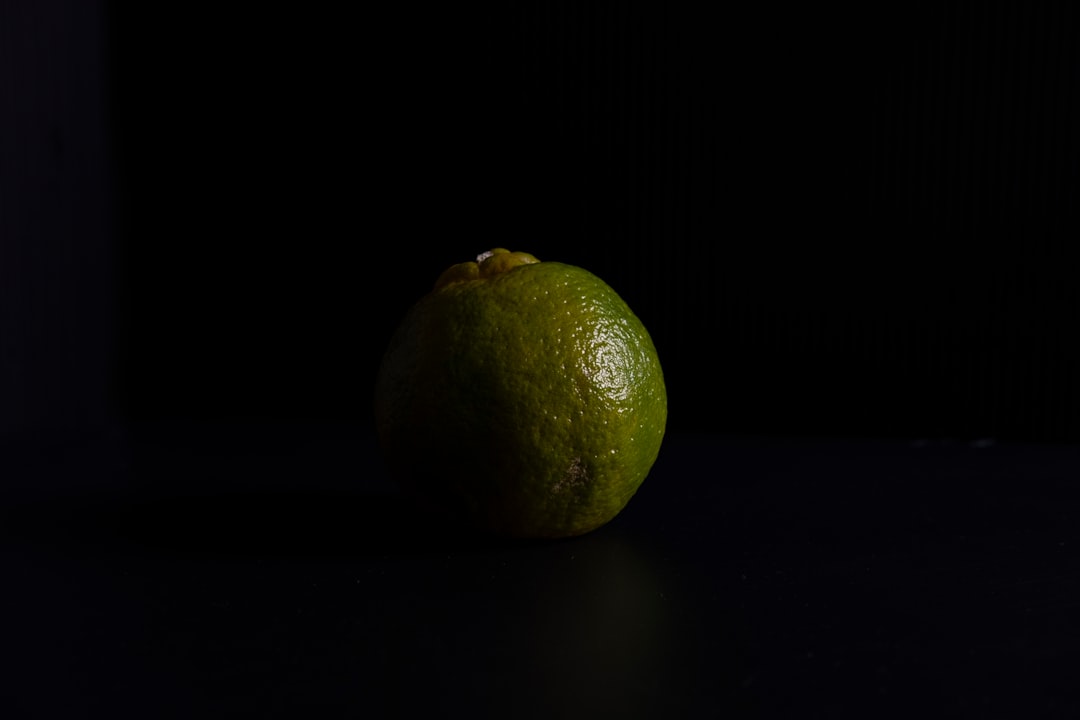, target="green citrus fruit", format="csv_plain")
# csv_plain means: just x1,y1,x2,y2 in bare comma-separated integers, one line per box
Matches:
374,249,667,539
